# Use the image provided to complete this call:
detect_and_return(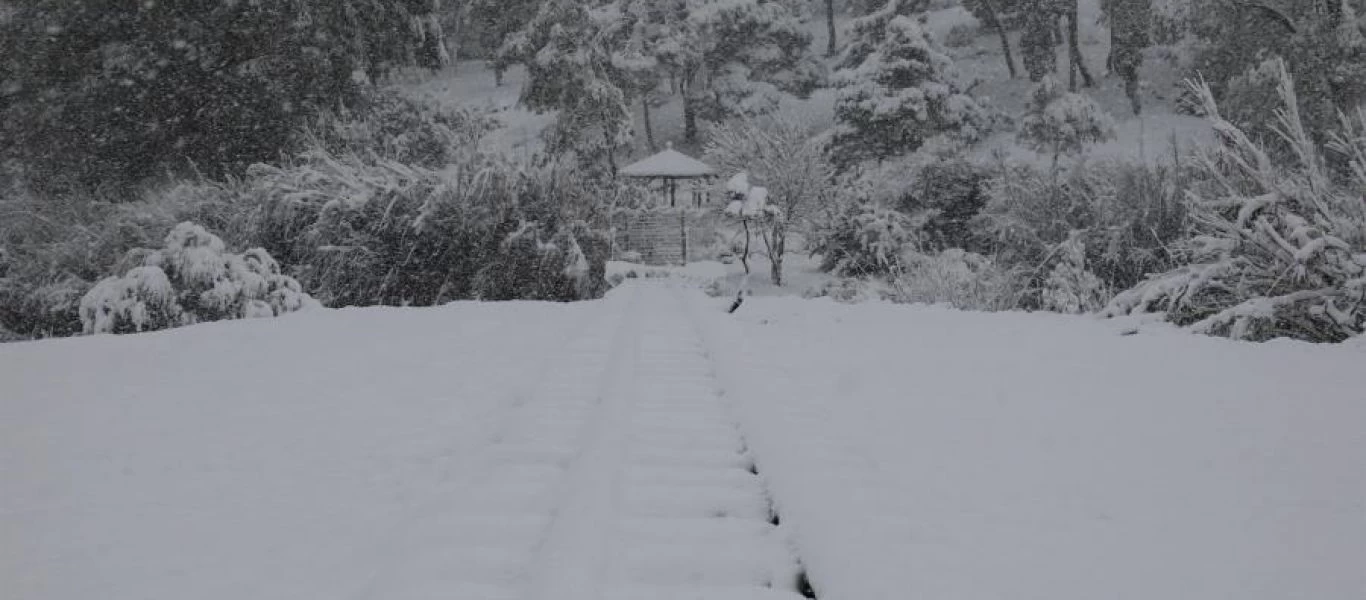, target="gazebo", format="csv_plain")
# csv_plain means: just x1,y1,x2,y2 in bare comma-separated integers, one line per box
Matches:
620,142,717,208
